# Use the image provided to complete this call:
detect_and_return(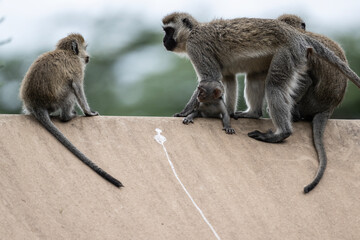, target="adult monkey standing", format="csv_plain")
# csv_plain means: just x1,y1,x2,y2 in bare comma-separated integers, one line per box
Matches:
162,12,360,193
